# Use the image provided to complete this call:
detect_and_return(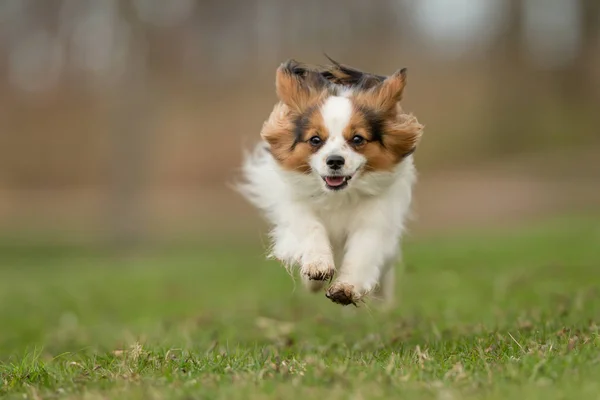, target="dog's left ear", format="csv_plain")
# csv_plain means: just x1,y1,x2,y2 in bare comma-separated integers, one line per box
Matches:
275,59,328,112
384,112,424,162
368,68,407,113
